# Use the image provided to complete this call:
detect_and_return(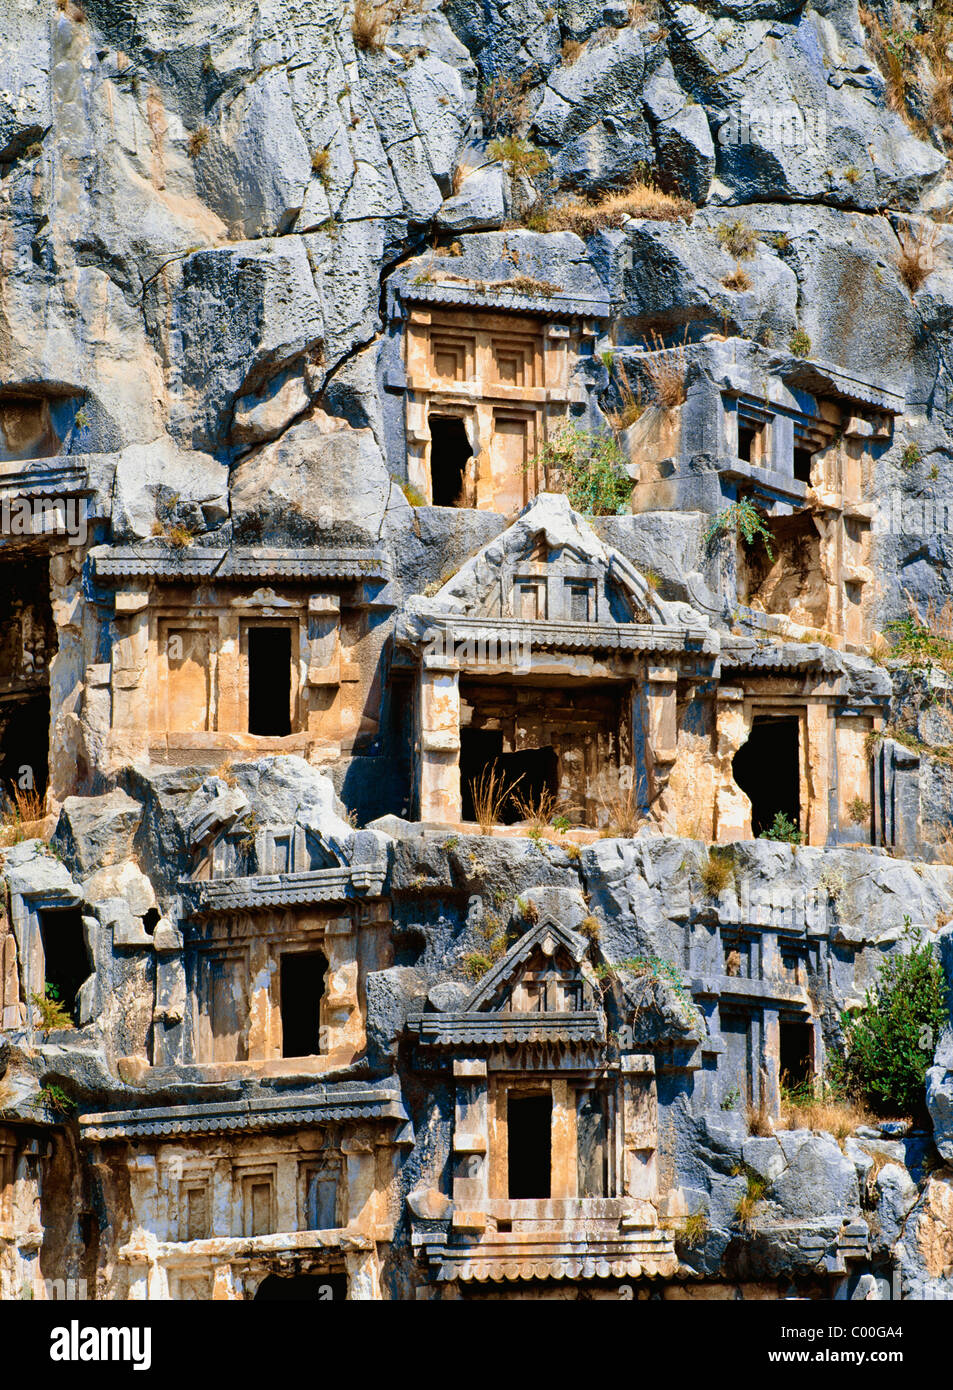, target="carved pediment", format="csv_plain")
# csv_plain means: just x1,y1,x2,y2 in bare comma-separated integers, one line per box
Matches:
463,918,600,1015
